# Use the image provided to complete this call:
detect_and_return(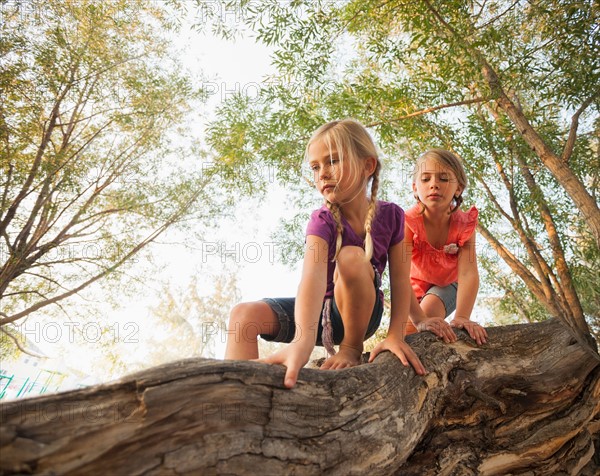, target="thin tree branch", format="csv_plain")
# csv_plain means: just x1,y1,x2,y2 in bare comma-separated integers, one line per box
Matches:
473,110,557,301
0,66,76,237
0,175,210,326
515,156,586,334
366,97,491,128
474,0,520,30
477,223,540,289
0,161,13,216
473,0,489,24
1,327,47,358
562,89,600,163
